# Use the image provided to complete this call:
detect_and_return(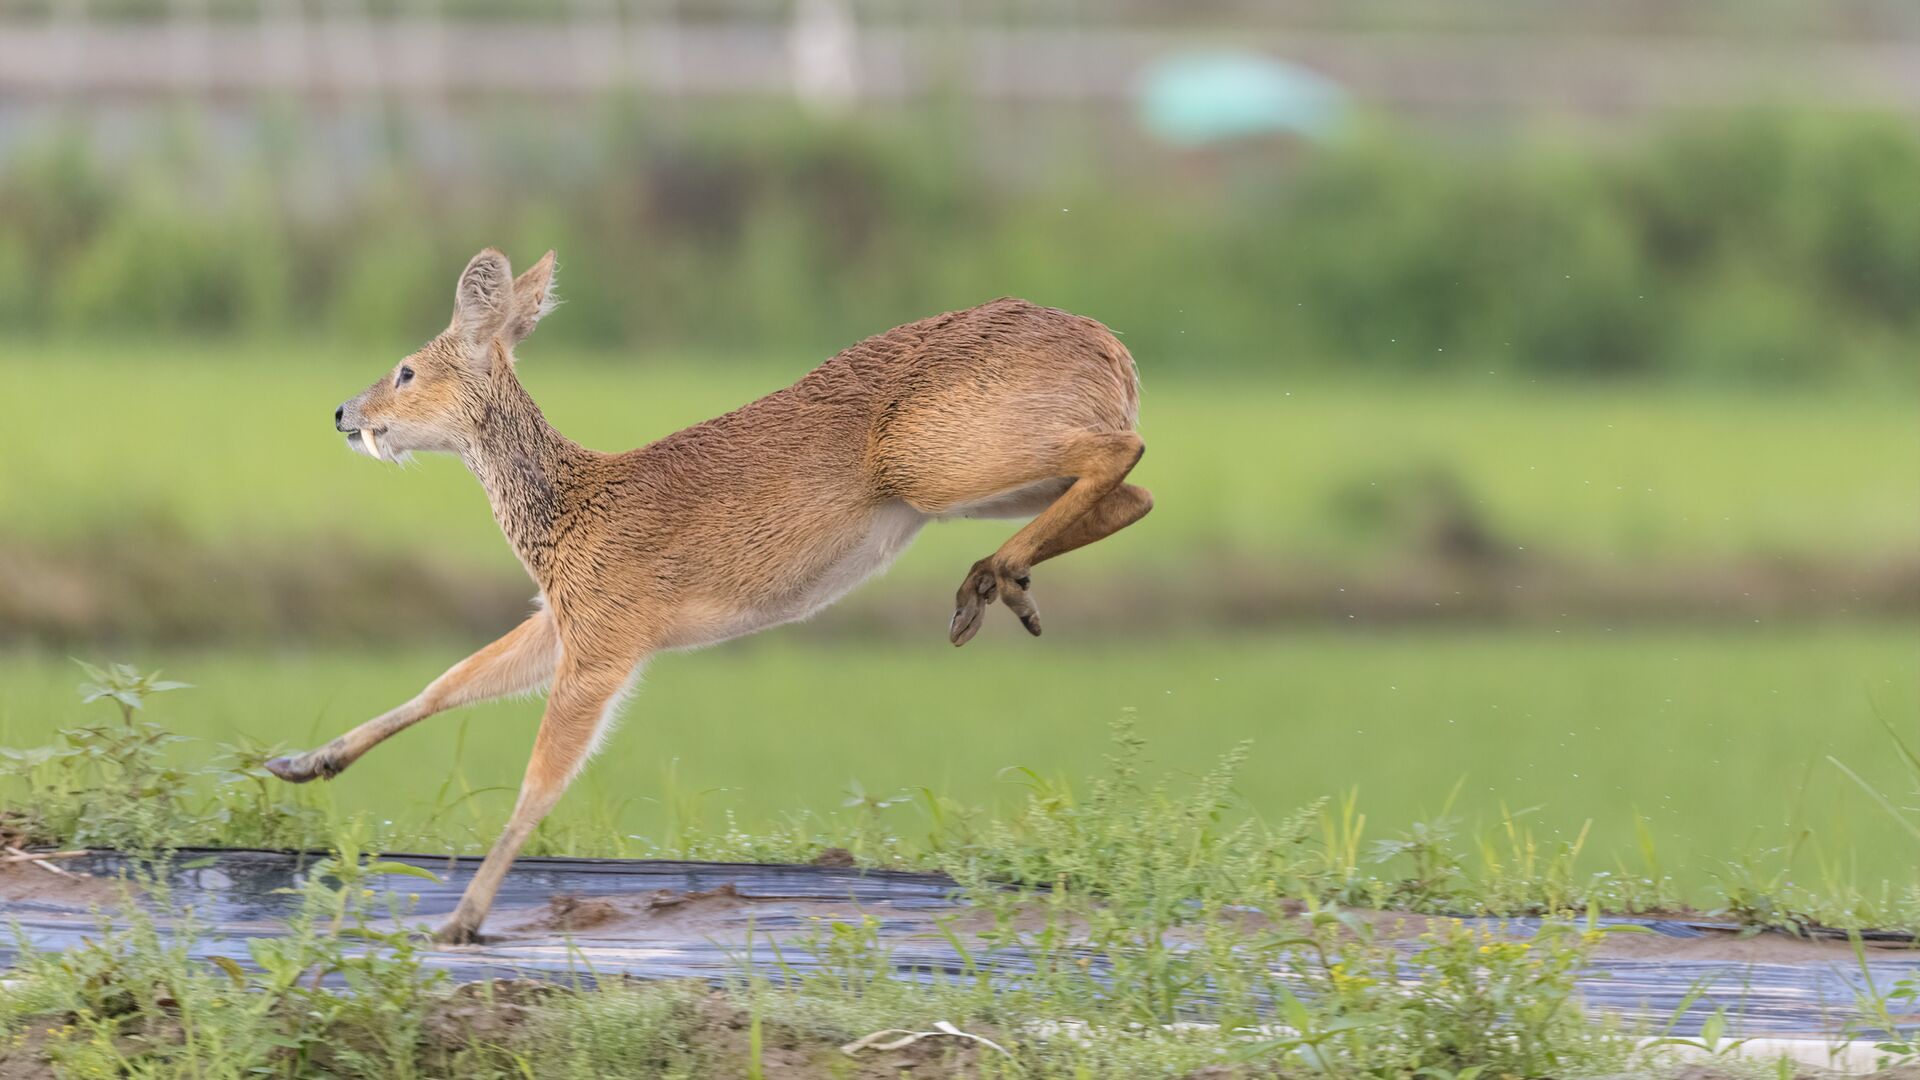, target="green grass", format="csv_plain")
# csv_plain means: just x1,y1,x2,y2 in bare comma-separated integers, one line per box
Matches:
1,625,1912,901
2,342,1915,583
